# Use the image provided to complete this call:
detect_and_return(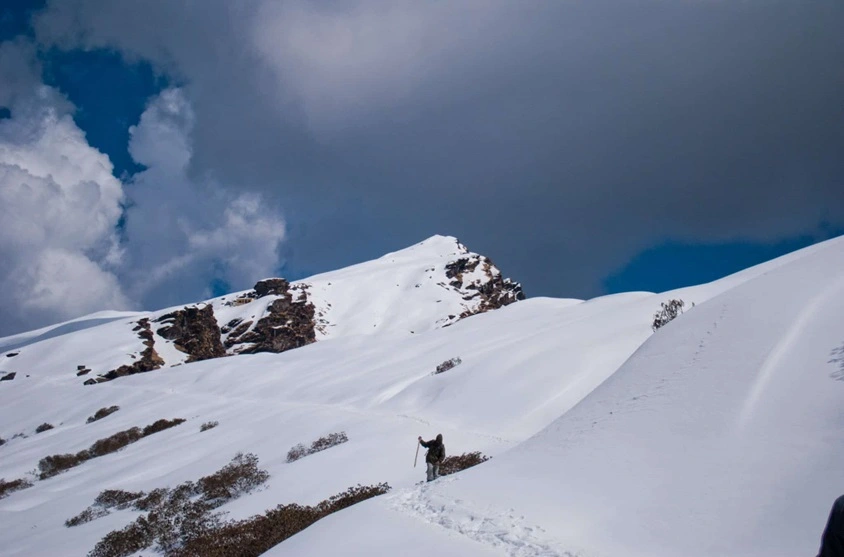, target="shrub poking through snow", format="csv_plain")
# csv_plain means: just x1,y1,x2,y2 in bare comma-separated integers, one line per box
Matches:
200,421,219,432
35,423,54,433
652,299,685,332
438,451,491,476
167,483,392,557
286,431,348,463
197,452,269,504
96,489,146,509
0,477,33,499
80,453,270,556
434,357,462,375
81,452,390,557
65,506,110,527
87,406,120,424
38,418,185,479
142,418,186,436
